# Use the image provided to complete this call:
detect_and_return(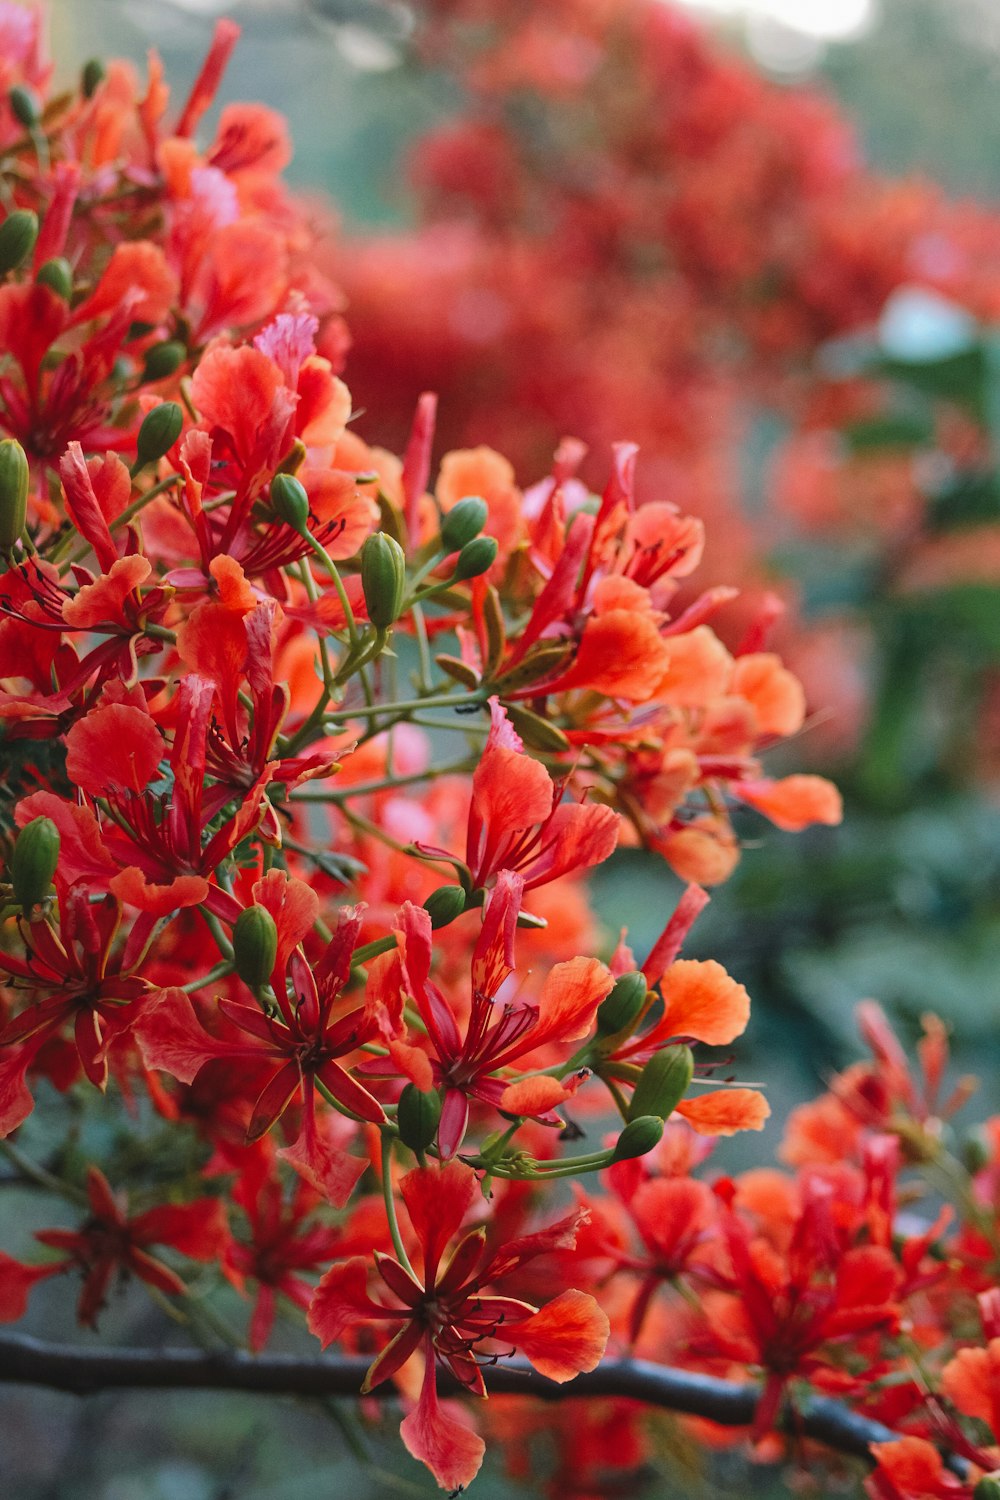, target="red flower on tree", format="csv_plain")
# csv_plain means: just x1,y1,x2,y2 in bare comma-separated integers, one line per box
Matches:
308,1160,609,1491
